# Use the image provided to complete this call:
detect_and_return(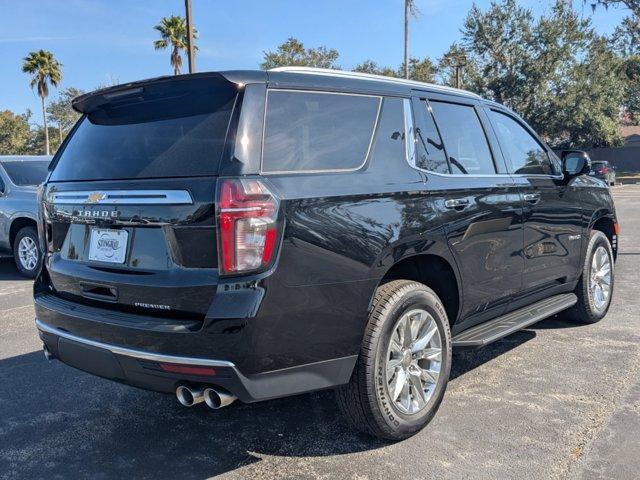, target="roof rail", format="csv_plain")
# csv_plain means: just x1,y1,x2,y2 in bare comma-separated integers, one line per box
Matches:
269,66,481,99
